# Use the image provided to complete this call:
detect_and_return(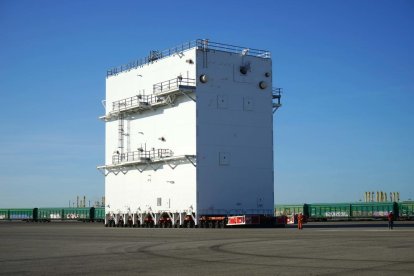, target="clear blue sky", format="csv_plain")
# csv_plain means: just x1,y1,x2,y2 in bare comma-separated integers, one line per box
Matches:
0,0,413,207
